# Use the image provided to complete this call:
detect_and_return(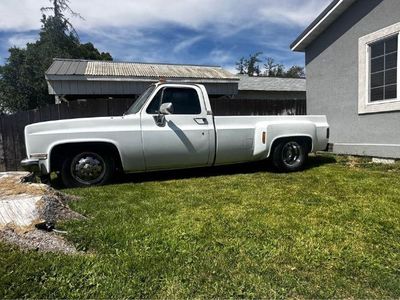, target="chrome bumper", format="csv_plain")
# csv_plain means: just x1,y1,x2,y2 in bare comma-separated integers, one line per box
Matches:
21,158,40,174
